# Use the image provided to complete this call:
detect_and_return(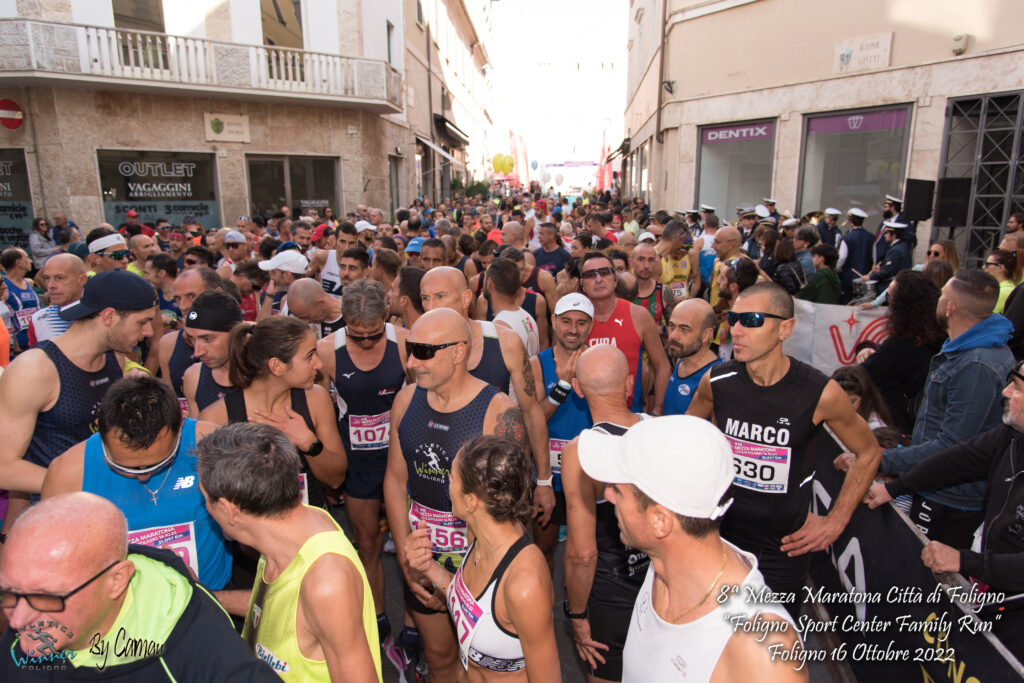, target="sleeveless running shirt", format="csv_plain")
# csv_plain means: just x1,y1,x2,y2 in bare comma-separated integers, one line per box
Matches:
633,285,664,325
333,324,406,471
167,330,195,400
398,383,498,571
590,421,651,610
586,298,644,412
664,358,721,415
320,250,344,295
486,290,539,324
622,541,797,681
225,389,327,509
194,364,235,414
242,507,382,681
522,266,541,293
468,321,512,395
447,535,532,673
81,418,233,589
709,358,828,553
538,348,592,492
27,340,122,468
